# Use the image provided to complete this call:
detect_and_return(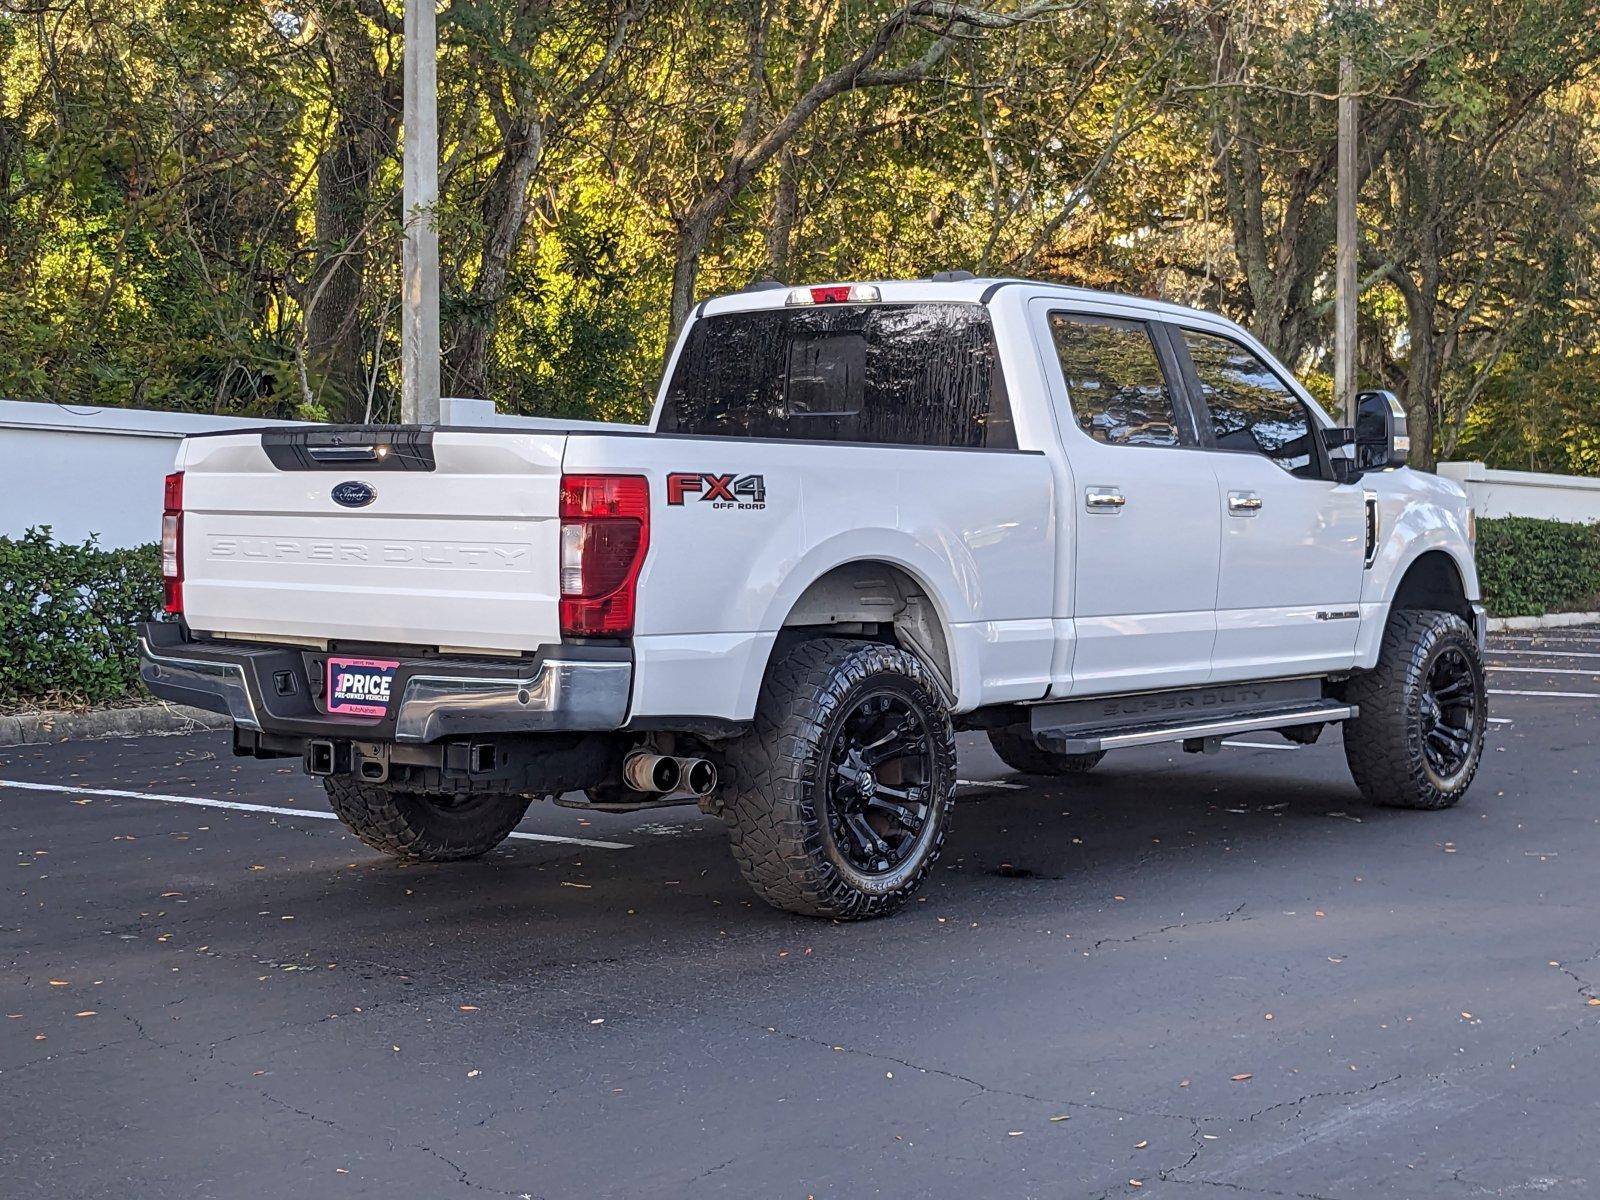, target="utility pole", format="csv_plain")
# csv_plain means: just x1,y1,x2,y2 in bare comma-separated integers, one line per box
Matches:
400,0,440,425
1334,15,1359,428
